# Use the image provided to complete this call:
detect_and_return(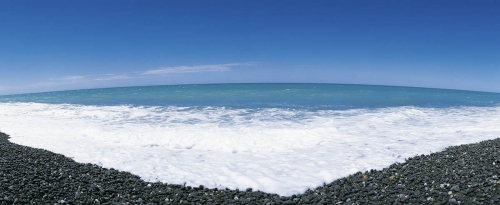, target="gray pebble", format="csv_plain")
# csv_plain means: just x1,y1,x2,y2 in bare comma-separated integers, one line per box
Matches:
2,132,500,203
